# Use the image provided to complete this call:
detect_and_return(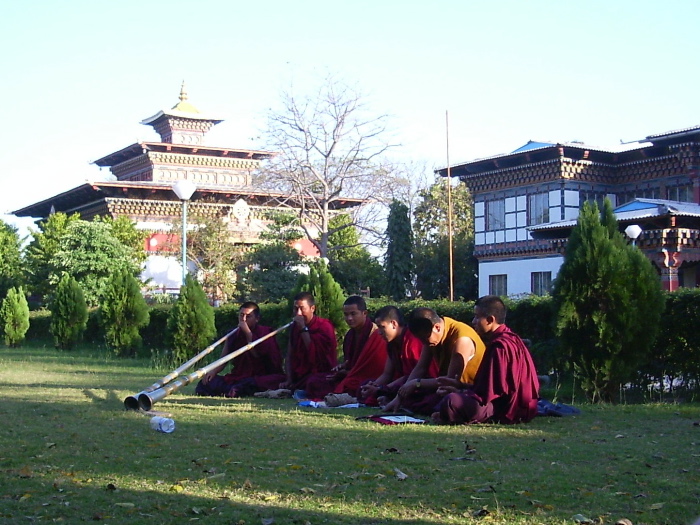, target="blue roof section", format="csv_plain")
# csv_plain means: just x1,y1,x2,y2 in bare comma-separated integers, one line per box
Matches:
511,140,556,153
614,200,659,212
529,198,700,233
